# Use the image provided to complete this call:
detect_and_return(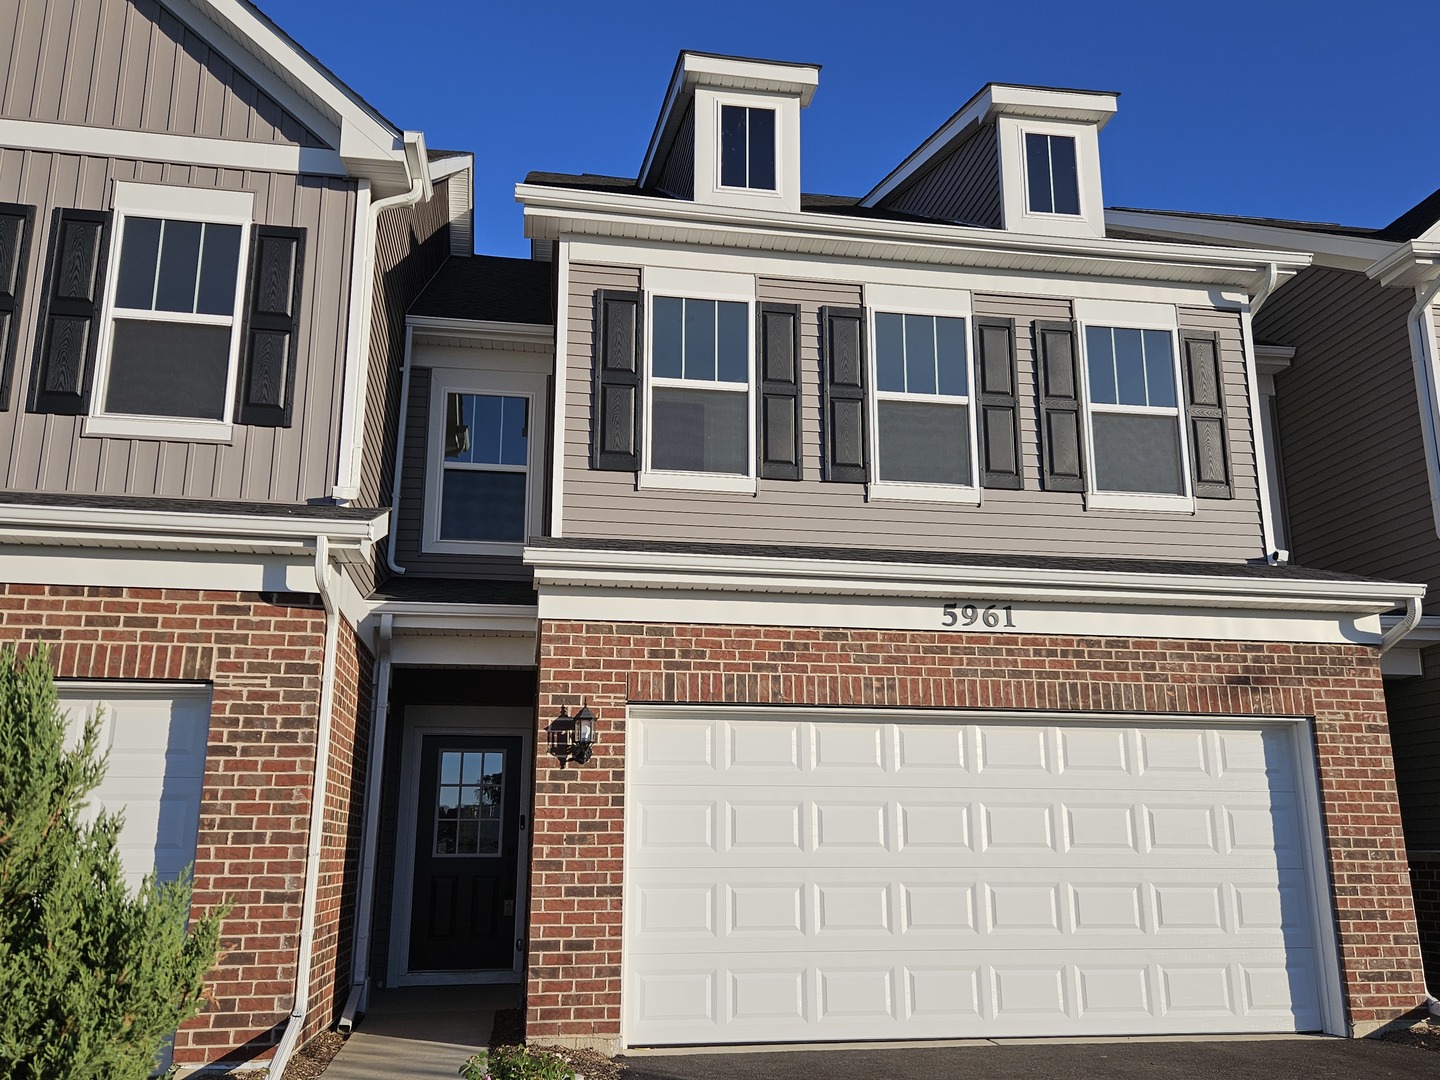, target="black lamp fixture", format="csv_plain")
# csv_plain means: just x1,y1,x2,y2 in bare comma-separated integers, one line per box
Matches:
547,703,597,766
